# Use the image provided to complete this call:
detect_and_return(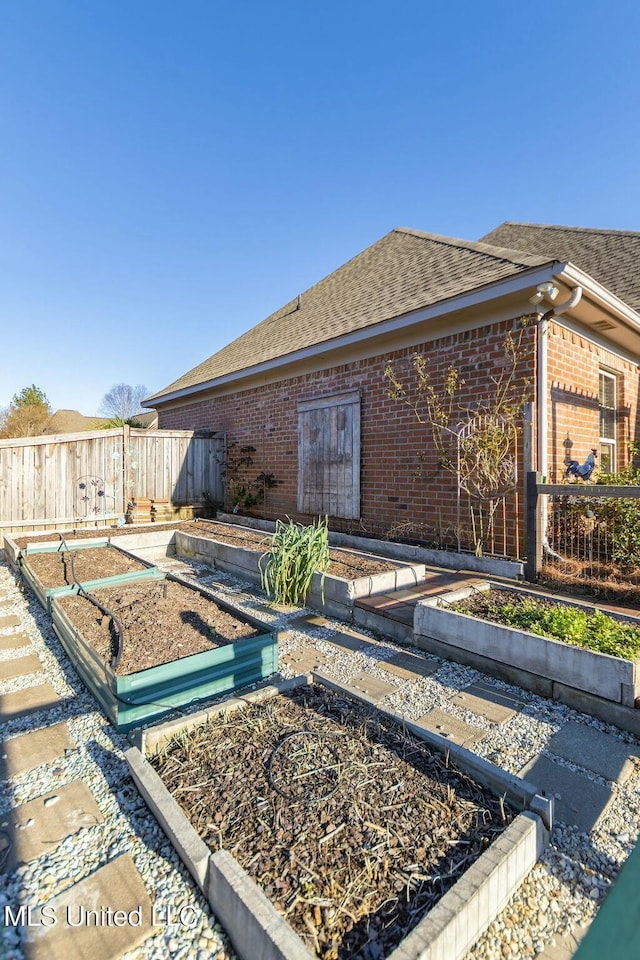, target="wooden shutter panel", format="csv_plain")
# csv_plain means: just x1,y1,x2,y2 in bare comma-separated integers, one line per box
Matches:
297,390,360,519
